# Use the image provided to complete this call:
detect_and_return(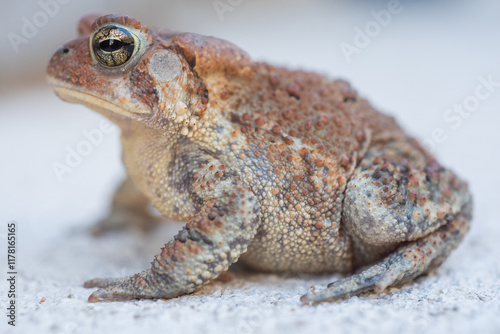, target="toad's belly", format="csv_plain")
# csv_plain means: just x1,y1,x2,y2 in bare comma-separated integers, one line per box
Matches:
238,223,354,274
